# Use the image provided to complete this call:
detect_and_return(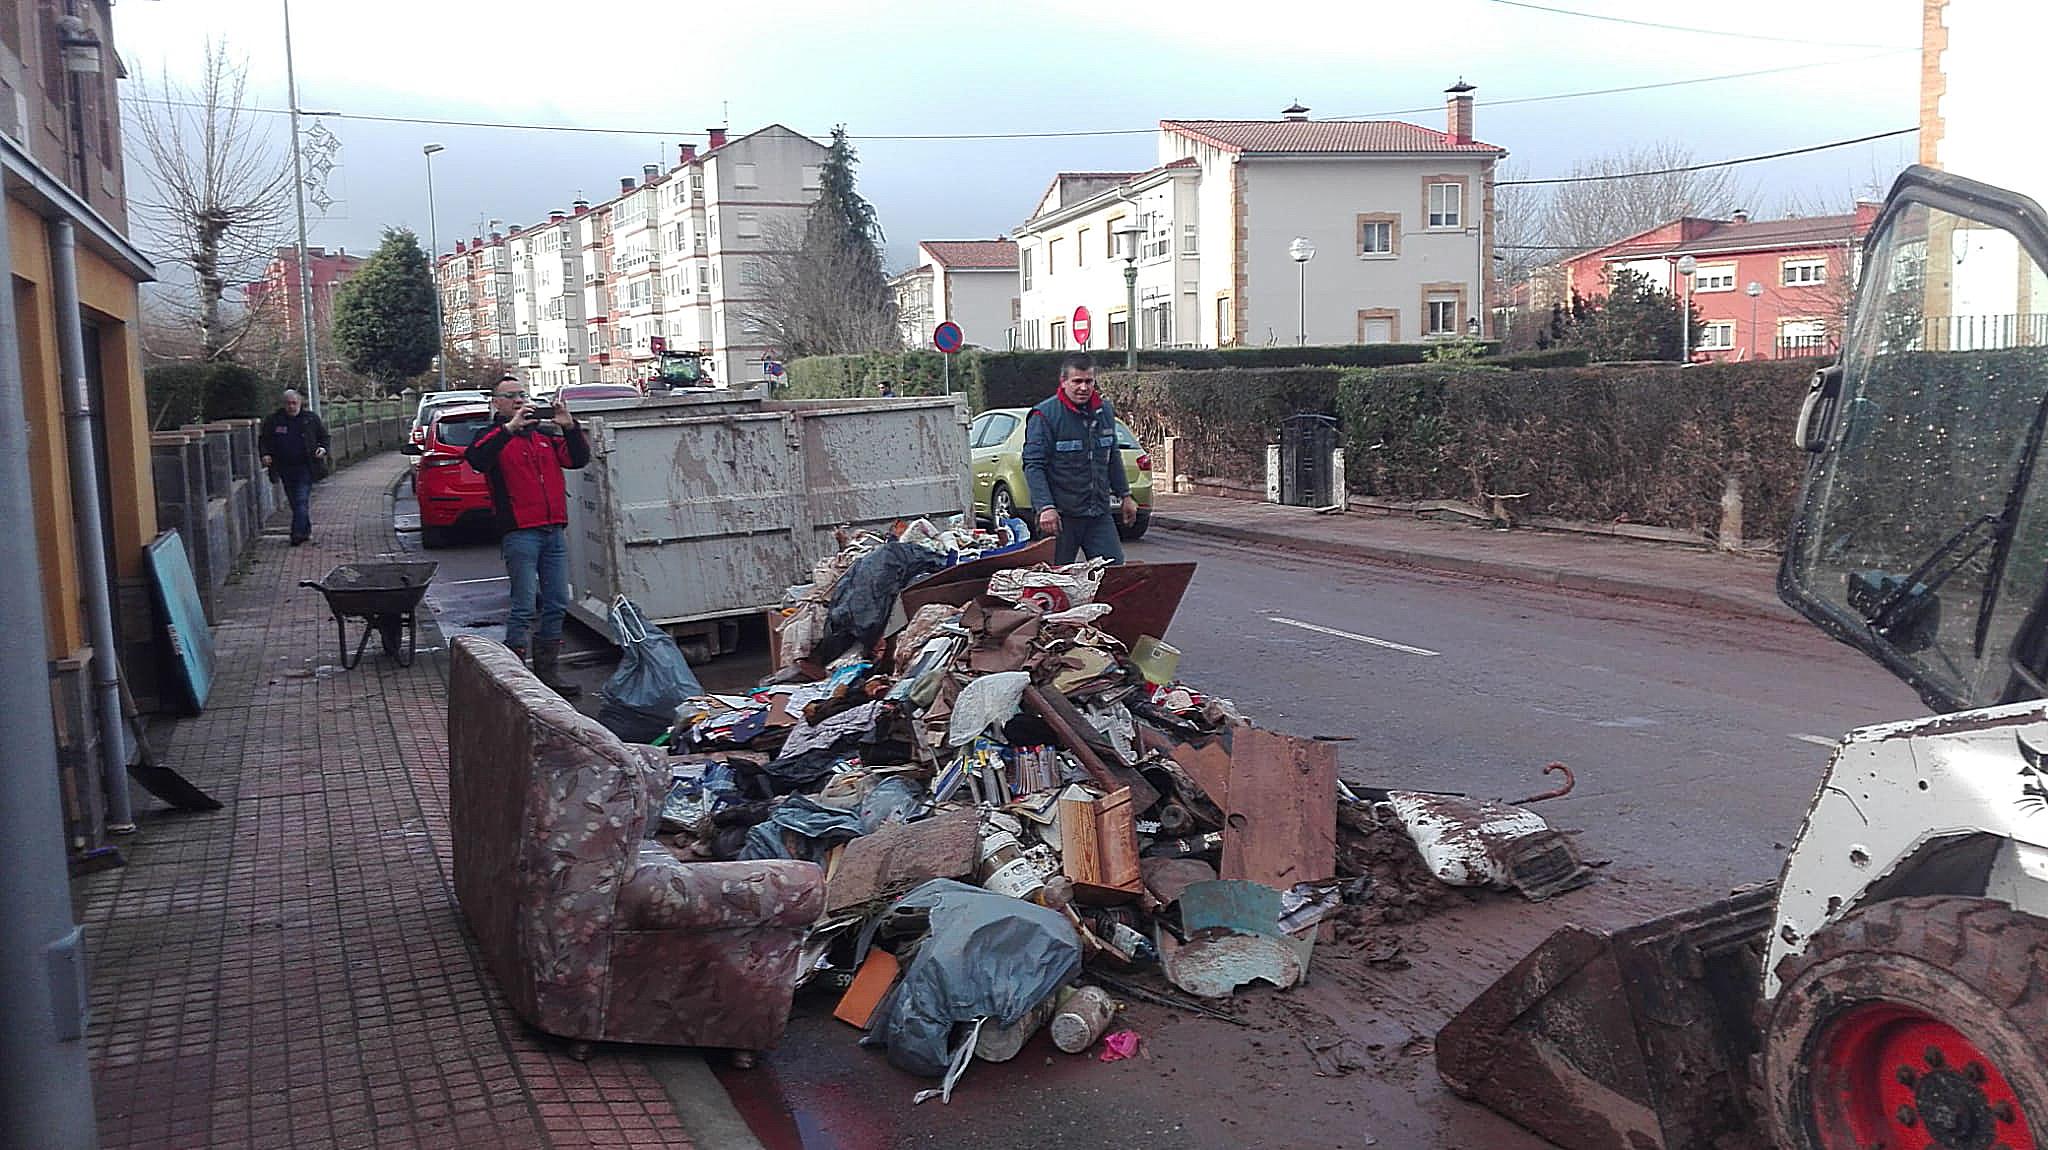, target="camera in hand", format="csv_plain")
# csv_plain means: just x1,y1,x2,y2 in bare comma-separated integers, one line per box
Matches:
530,403,561,433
